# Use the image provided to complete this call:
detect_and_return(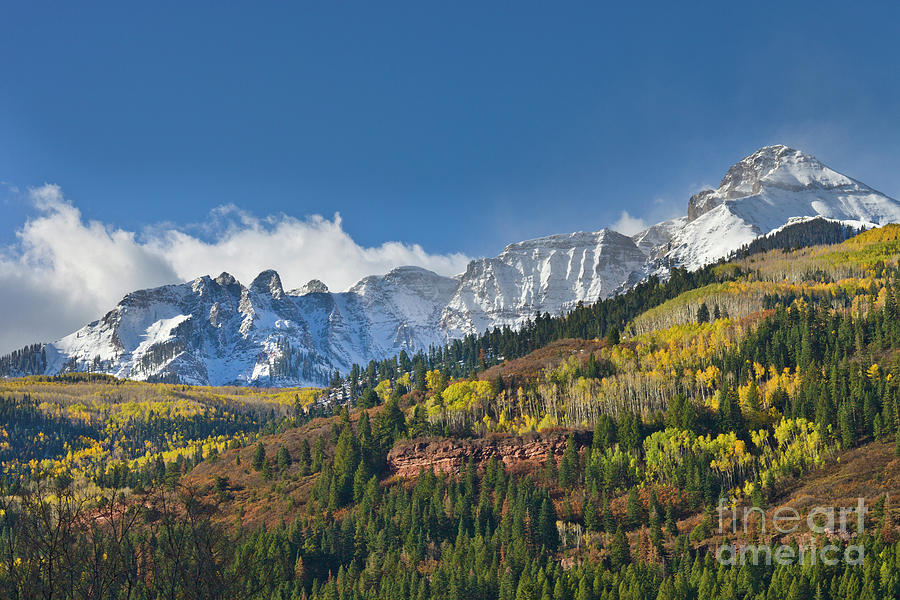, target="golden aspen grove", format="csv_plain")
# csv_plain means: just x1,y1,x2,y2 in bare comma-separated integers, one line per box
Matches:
2,227,900,599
